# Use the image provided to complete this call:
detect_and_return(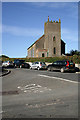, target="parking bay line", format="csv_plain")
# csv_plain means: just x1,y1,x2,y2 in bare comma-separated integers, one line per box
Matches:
38,74,79,84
